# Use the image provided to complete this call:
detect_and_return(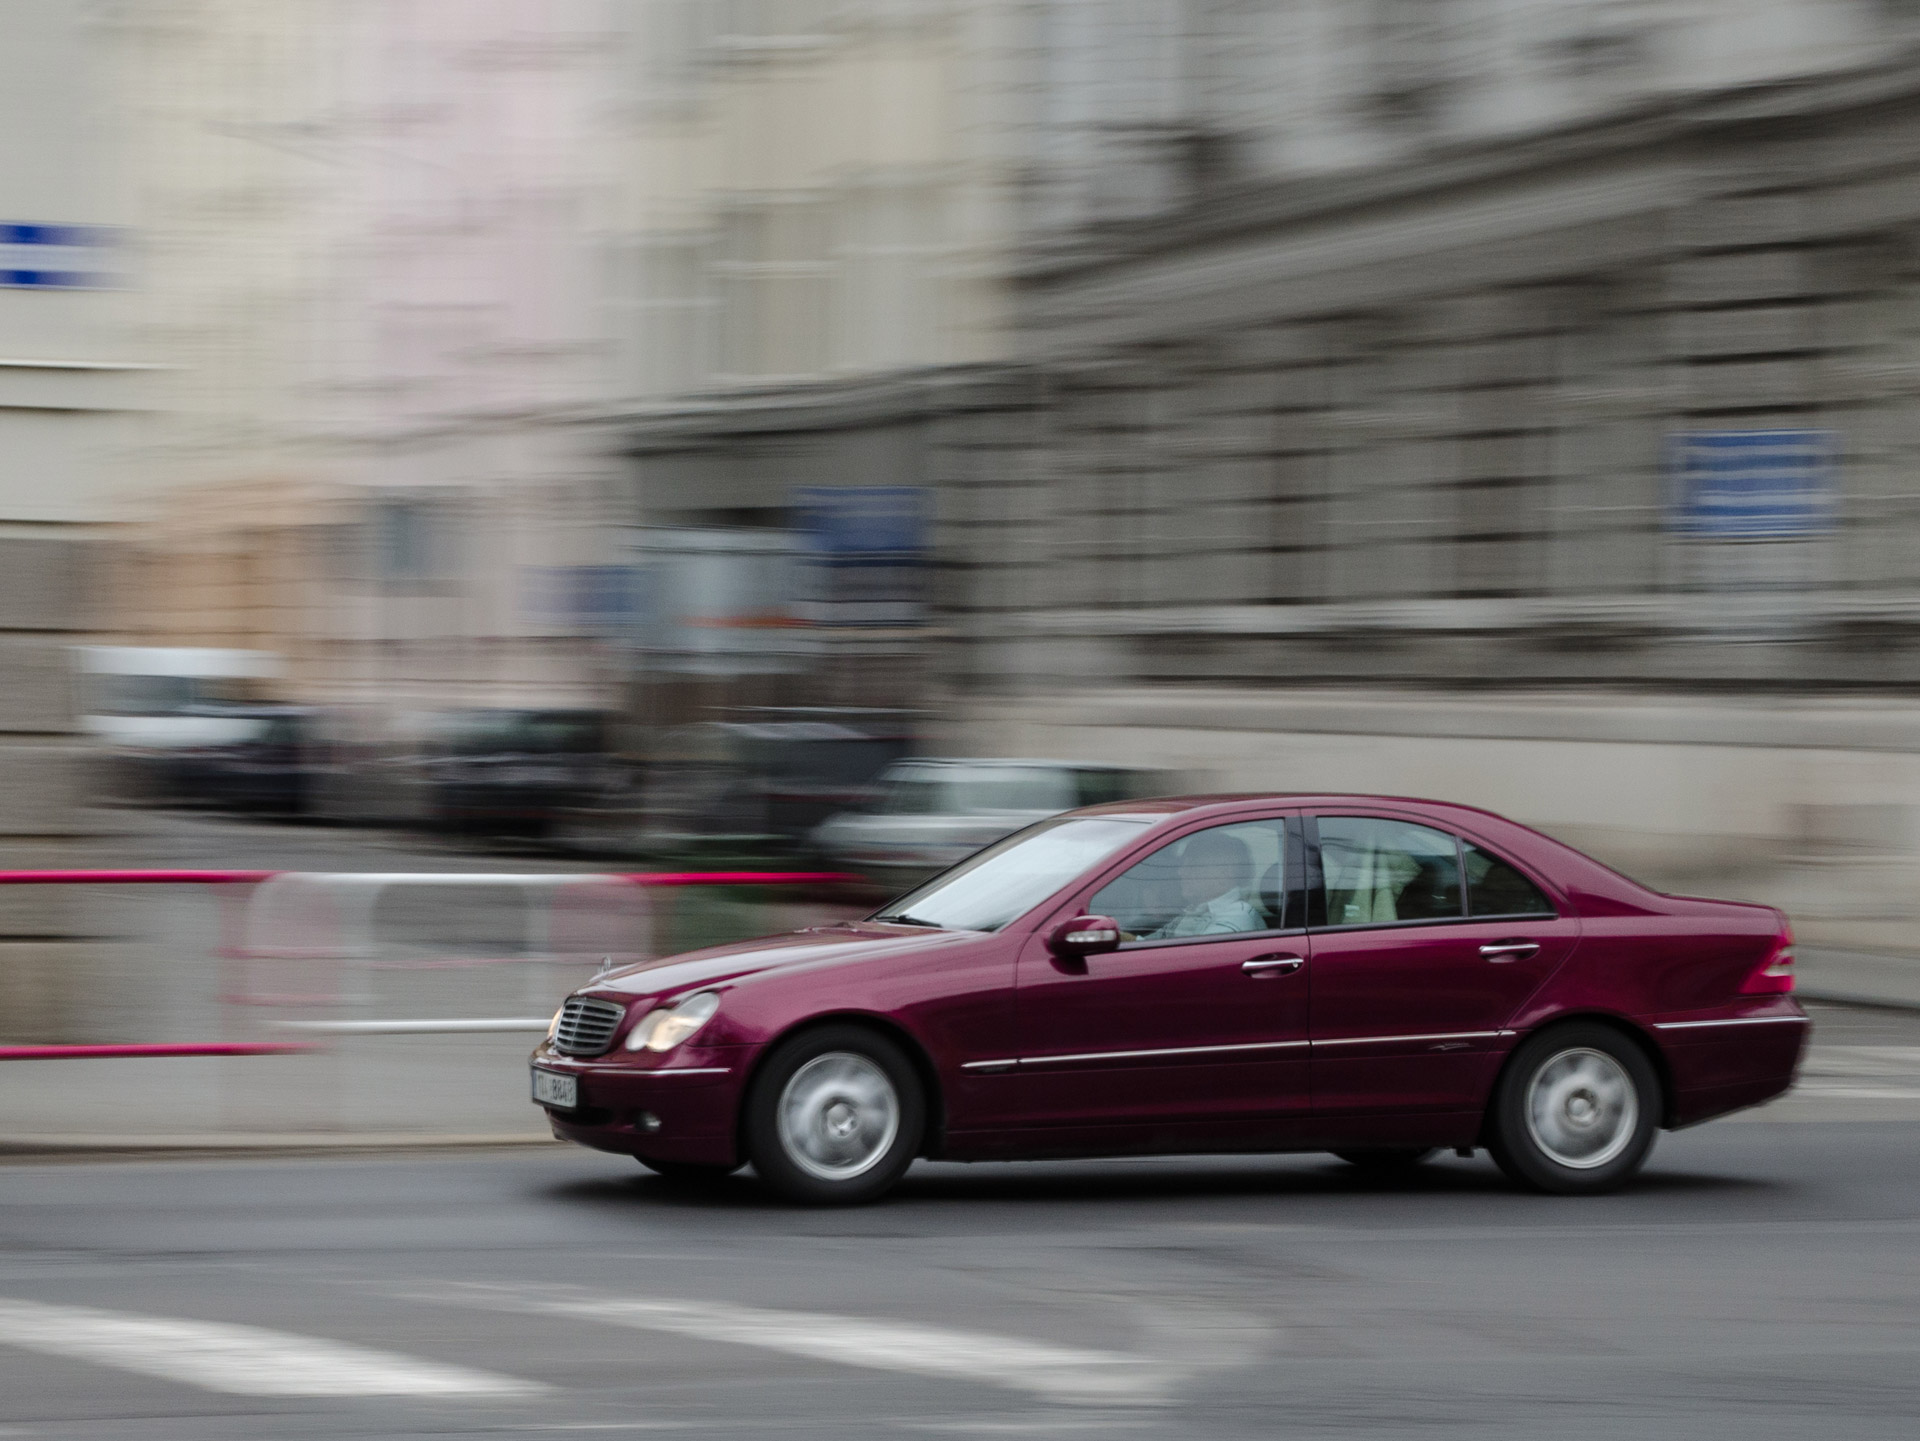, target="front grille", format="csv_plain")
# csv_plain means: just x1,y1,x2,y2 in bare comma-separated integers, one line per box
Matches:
553,995,626,1056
